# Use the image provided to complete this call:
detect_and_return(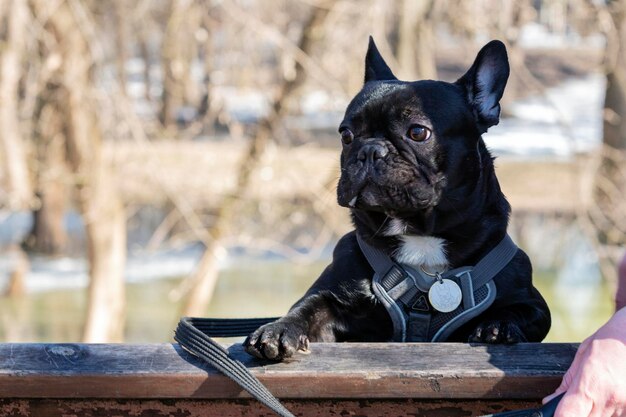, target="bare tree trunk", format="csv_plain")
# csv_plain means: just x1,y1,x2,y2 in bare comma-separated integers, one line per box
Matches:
159,0,181,128
138,26,152,102
159,0,200,128
0,0,33,209
61,23,127,343
32,0,127,342
180,3,332,317
24,188,68,254
80,191,126,342
197,12,213,126
3,245,29,297
113,0,128,97
604,0,626,151
23,81,68,255
396,0,437,80
588,0,626,279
